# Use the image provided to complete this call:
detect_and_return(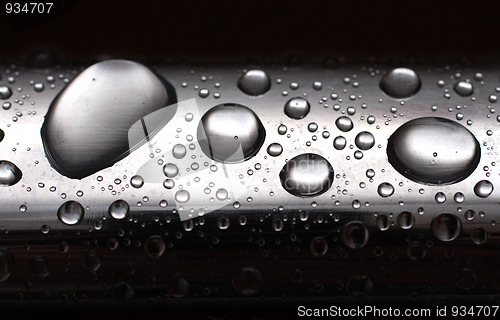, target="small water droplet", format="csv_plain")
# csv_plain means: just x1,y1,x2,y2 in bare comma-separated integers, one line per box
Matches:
355,131,375,150
284,97,310,119
431,213,462,242
474,180,493,198
237,70,270,96
341,221,369,249
130,175,144,188
377,182,394,197
380,68,421,99
335,116,353,132
175,190,190,203
267,143,283,157
454,81,474,97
